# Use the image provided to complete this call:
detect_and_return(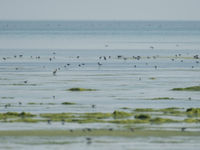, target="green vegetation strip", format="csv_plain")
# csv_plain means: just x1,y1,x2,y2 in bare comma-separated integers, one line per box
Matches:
1,97,14,99
62,102,76,105
0,129,199,137
151,97,174,100
172,86,200,91
1,108,200,124
0,112,36,118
